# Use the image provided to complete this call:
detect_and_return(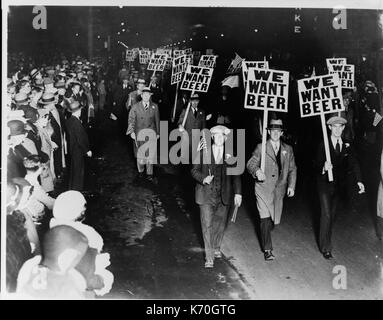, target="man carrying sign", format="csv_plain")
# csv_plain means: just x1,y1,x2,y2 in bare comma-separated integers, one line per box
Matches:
315,115,364,260
247,119,297,261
